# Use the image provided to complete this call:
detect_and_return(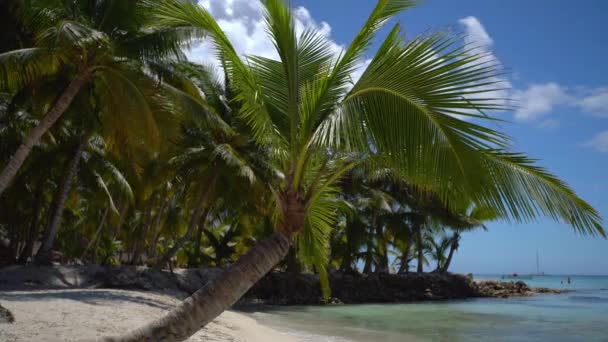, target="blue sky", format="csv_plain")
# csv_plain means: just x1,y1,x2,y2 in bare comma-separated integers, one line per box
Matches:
192,1,608,275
